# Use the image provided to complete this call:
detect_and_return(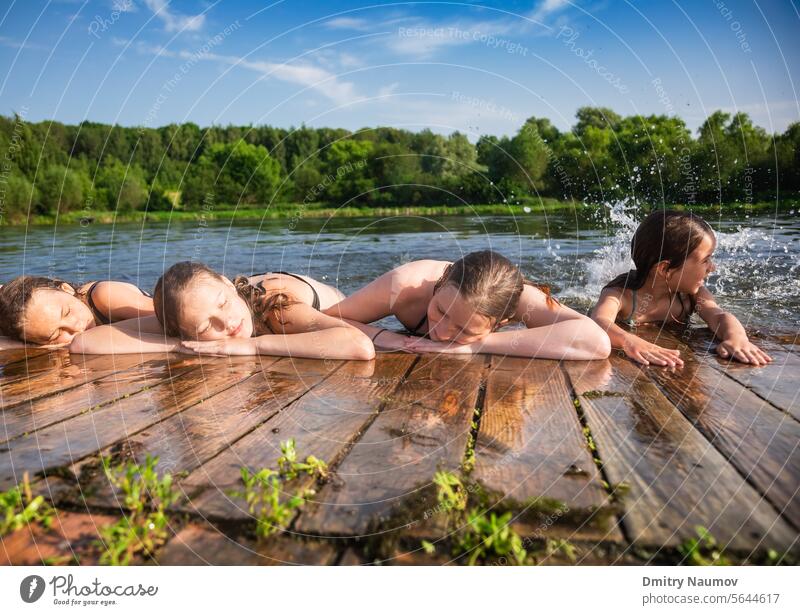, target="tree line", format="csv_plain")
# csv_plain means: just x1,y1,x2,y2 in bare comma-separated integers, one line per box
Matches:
0,106,797,220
